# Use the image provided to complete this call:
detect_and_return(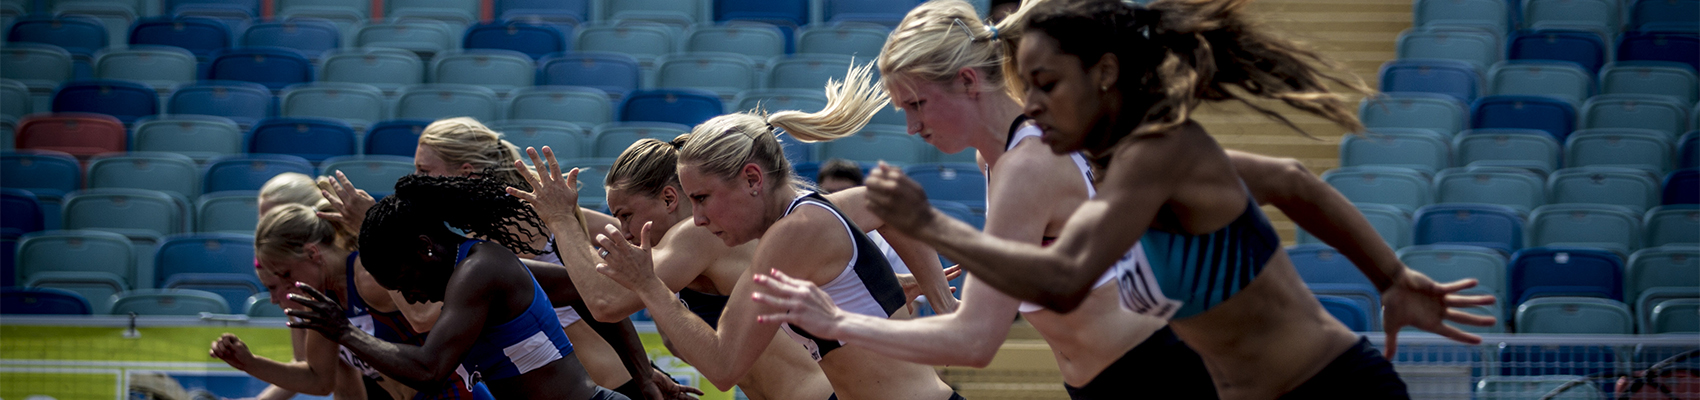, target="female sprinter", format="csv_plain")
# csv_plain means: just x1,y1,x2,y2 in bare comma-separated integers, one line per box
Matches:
288,174,626,400
855,0,1497,398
